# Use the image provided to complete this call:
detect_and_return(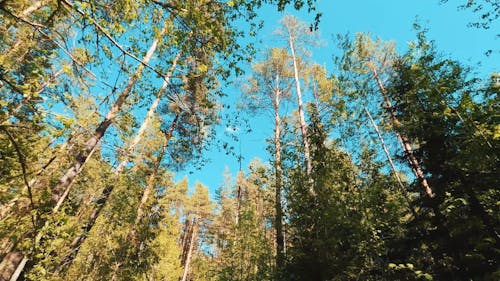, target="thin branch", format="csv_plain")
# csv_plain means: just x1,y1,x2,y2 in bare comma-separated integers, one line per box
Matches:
151,0,187,13
36,28,99,78
60,0,171,81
